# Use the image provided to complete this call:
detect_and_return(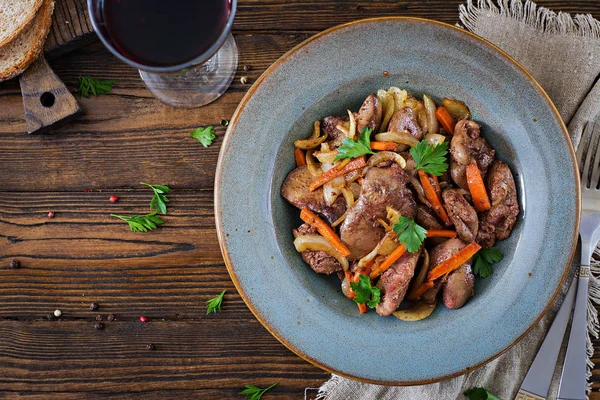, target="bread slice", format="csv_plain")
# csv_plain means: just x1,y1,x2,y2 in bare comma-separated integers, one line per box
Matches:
0,0,44,47
0,0,54,82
